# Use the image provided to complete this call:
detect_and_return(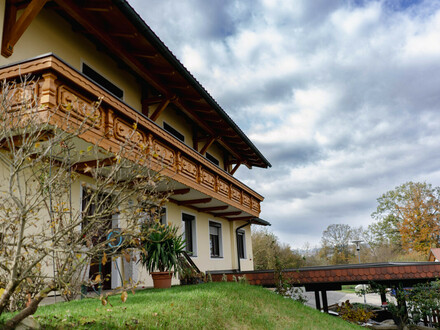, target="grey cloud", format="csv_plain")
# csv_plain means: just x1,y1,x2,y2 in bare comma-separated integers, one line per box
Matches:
129,0,440,248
